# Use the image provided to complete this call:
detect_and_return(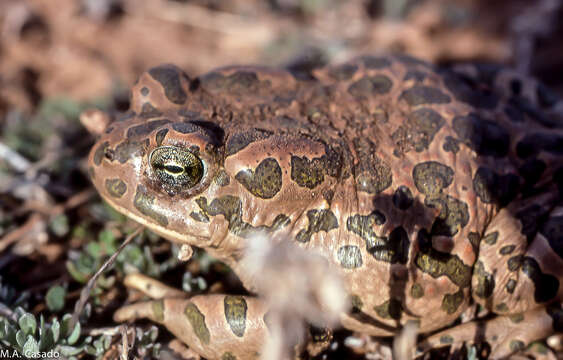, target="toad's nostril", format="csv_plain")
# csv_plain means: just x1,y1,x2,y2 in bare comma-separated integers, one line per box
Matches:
104,148,115,161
